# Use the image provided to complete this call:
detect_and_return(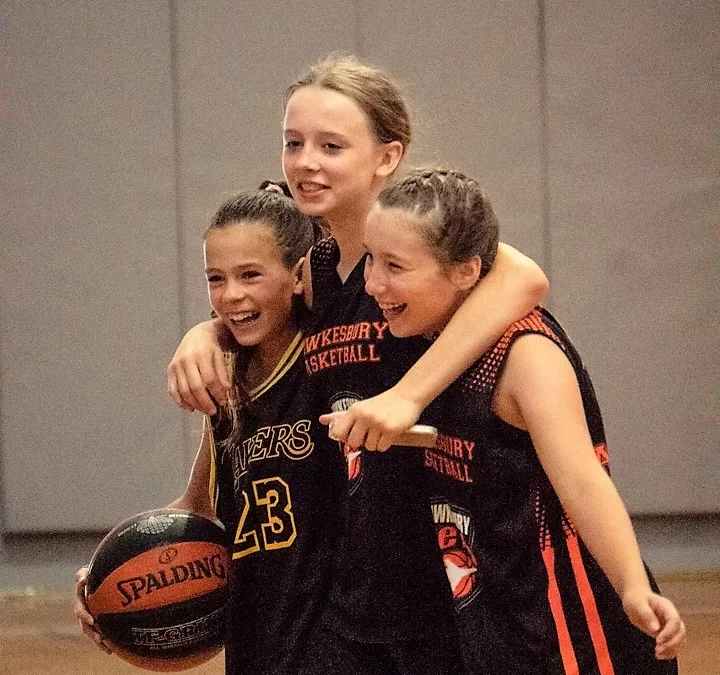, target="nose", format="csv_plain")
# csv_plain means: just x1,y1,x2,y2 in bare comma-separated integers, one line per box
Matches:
221,278,246,303
296,144,320,172
364,258,385,298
